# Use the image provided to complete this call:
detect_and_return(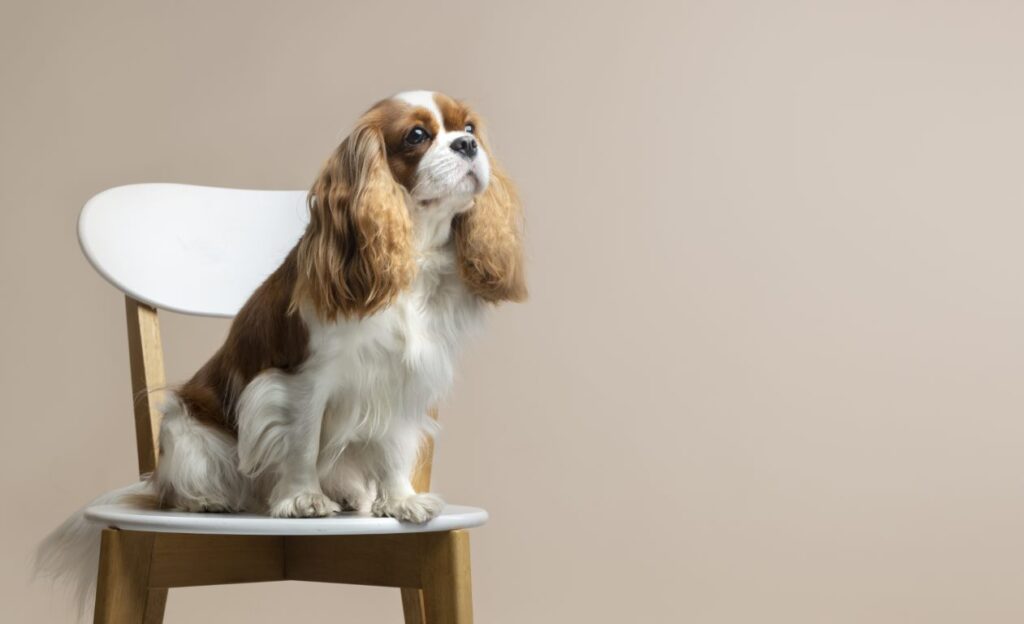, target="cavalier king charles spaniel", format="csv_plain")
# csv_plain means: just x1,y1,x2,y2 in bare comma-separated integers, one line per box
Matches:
151,90,525,522
37,91,524,608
